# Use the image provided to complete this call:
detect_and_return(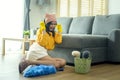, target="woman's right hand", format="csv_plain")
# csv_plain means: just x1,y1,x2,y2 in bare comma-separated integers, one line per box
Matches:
40,21,46,31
